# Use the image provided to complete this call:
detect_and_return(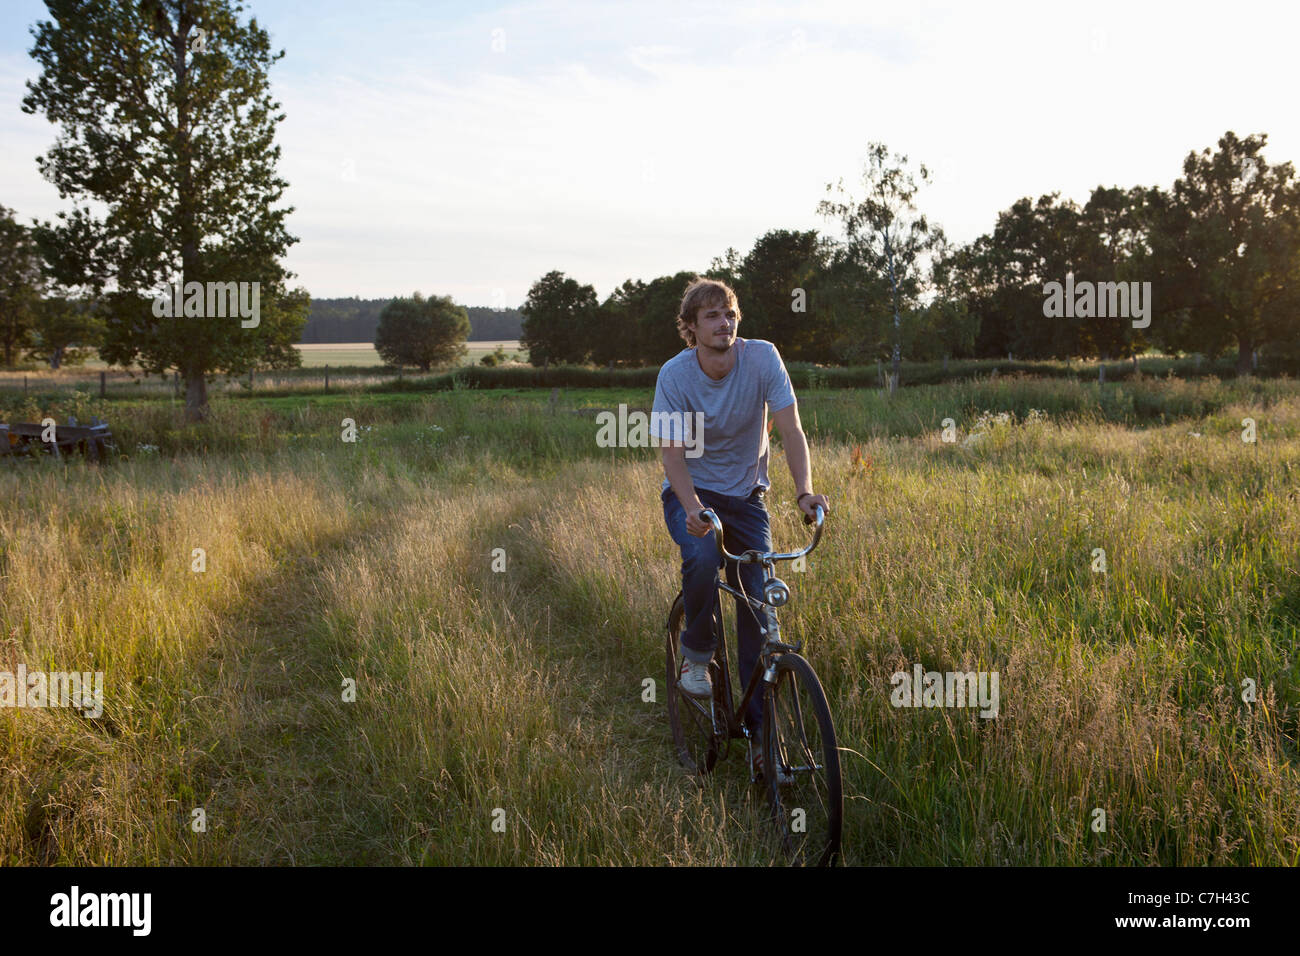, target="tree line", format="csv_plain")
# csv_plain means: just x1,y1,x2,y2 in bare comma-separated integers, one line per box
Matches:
3,0,1295,428
522,133,1300,378
1,215,523,368
301,297,522,343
